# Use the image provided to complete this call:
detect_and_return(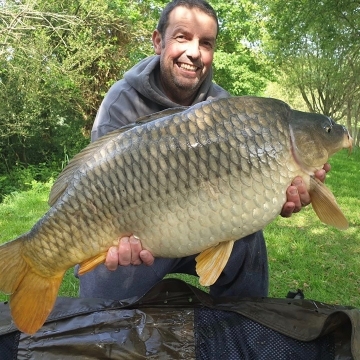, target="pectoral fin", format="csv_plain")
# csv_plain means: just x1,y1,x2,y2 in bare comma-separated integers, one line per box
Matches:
78,252,108,275
195,240,234,286
309,177,349,230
